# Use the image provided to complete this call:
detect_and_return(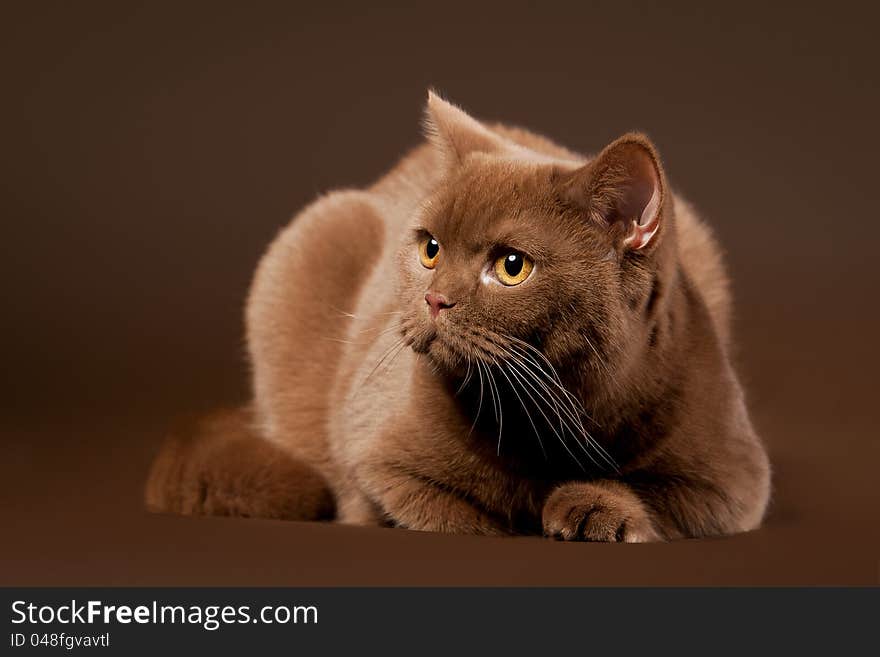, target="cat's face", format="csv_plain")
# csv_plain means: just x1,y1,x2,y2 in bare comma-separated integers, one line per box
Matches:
398,157,622,377
397,93,669,384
